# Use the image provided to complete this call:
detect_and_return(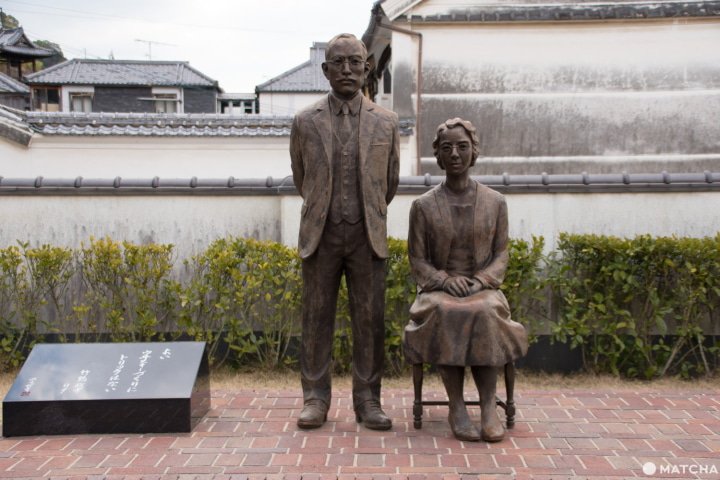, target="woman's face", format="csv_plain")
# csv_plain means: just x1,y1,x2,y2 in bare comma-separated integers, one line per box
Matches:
437,127,474,177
